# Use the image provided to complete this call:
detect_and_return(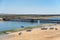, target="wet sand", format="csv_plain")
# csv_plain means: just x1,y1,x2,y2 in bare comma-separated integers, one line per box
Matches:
0,24,60,40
